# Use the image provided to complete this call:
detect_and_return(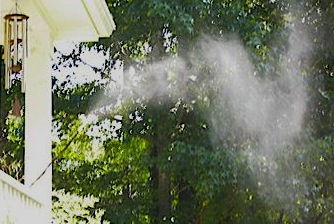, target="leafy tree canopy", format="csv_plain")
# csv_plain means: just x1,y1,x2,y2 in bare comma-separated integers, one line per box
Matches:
1,0,333,223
